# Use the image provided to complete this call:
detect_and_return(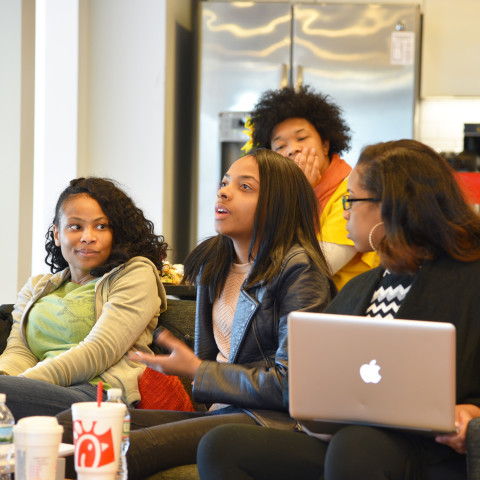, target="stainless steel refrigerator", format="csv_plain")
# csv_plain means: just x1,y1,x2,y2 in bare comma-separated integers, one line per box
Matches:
196,1,421,242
